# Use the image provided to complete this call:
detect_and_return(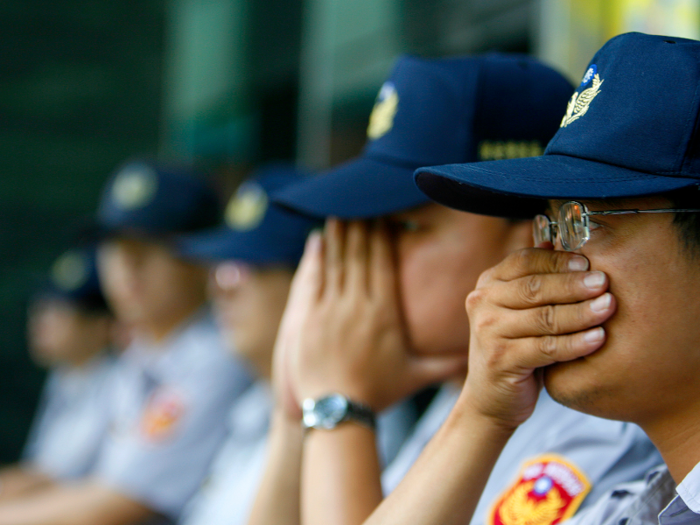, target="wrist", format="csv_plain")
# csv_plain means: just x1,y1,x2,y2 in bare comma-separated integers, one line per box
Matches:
452,387,521,442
